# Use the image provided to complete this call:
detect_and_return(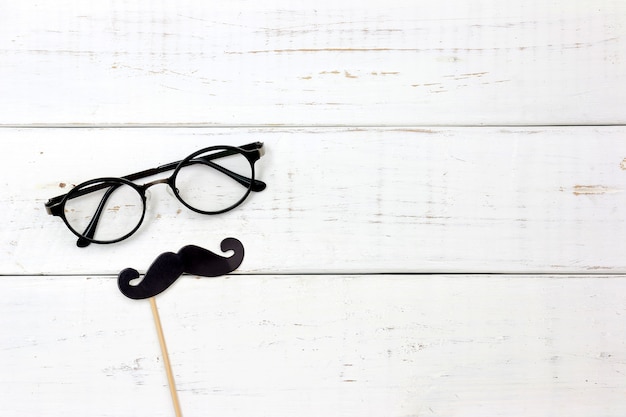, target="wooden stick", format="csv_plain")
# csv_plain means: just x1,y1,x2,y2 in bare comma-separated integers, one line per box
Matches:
150,297,183,417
